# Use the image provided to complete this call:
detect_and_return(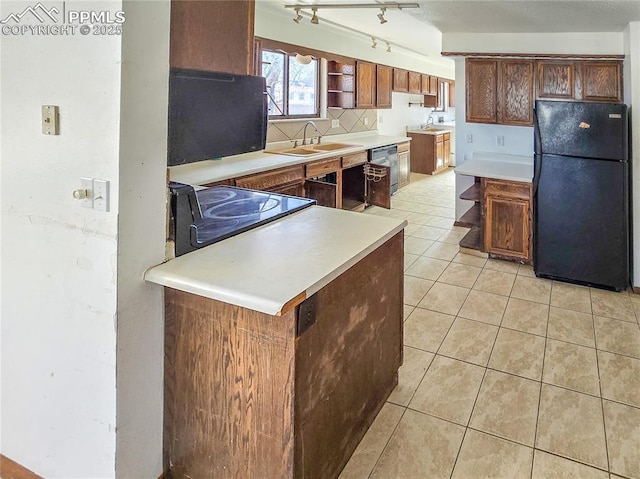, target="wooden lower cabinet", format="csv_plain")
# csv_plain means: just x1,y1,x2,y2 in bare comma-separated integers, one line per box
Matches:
397,142,410,188
235,164,304,192
408,132,450,175
163,233,404,479
483,178,532,262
